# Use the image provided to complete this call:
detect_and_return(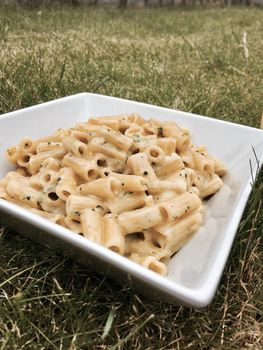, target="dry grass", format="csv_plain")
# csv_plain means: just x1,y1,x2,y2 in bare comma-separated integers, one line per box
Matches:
0,5,262,349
